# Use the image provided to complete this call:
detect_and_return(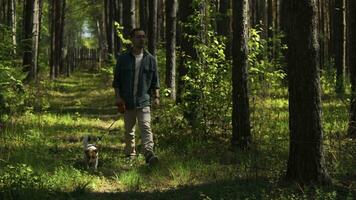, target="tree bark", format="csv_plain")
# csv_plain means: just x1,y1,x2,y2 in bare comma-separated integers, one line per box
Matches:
347,0,356,138
139,0,148,33
157,0,164,41
49,0,55,79
231,0,251,149
165,0,177,100
22,0,35,81
148,0,157,56
217,0,231,58
27,0,42,81
334,0,346,94
123,0,135,37
104,0,114,55
51,0,66,77
114,0,122,54
177,0,195,102
58,0,66,74
9,0,16,55
282,0,330,184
